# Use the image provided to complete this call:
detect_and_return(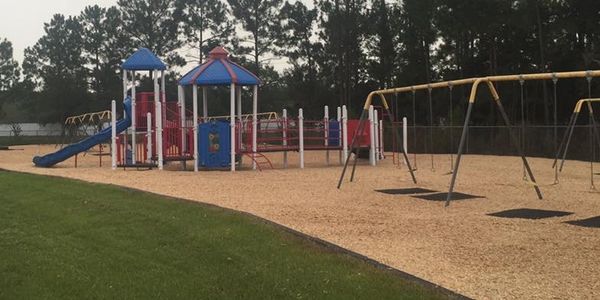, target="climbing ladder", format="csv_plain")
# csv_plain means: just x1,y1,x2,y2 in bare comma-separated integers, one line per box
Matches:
243,152,274,171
